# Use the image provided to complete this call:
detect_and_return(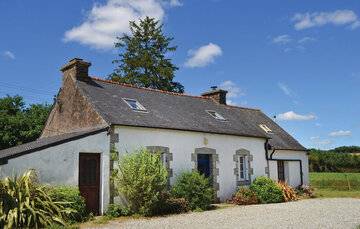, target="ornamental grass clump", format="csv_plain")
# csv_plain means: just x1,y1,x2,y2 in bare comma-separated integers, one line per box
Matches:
114,148,168,216
277,182,298,202
0,170,74,229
